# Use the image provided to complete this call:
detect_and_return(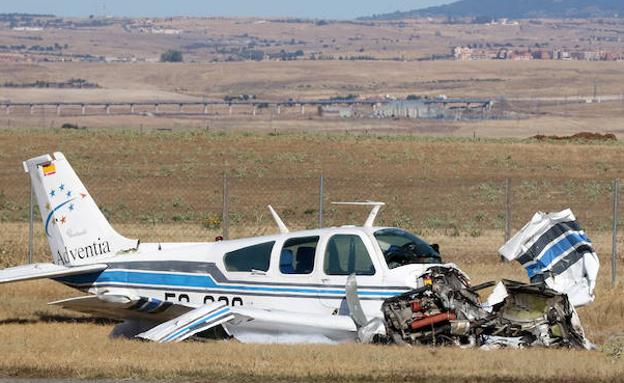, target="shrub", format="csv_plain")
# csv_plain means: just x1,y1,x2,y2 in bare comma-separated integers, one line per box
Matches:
160,49,183,63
